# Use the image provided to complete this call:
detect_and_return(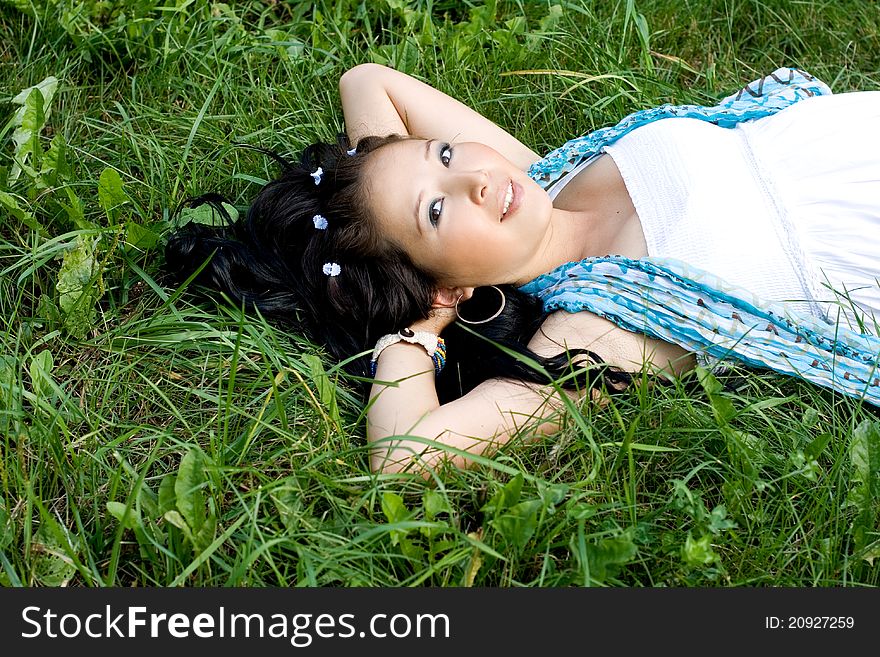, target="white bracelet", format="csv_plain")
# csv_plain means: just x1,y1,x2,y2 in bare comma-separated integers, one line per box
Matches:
370,328,446,376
